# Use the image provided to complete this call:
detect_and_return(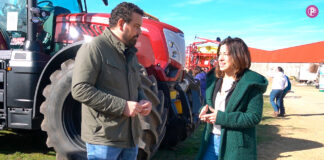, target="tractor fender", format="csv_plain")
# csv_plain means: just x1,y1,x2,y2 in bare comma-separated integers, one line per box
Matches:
33,41,83,118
